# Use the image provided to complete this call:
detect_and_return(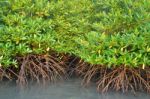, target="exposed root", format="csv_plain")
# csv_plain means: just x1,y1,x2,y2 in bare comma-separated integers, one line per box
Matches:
97,67,150,93
0,67,12,80
0,55,150,94
16,54,66,86
75,60,101,86
75,62,150,93
58,54,80,76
